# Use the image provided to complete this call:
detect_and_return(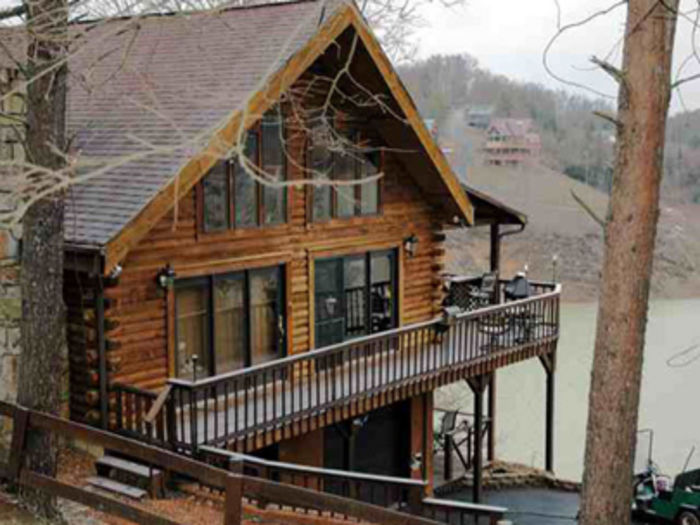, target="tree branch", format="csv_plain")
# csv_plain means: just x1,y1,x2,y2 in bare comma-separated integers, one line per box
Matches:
570,189,605,229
